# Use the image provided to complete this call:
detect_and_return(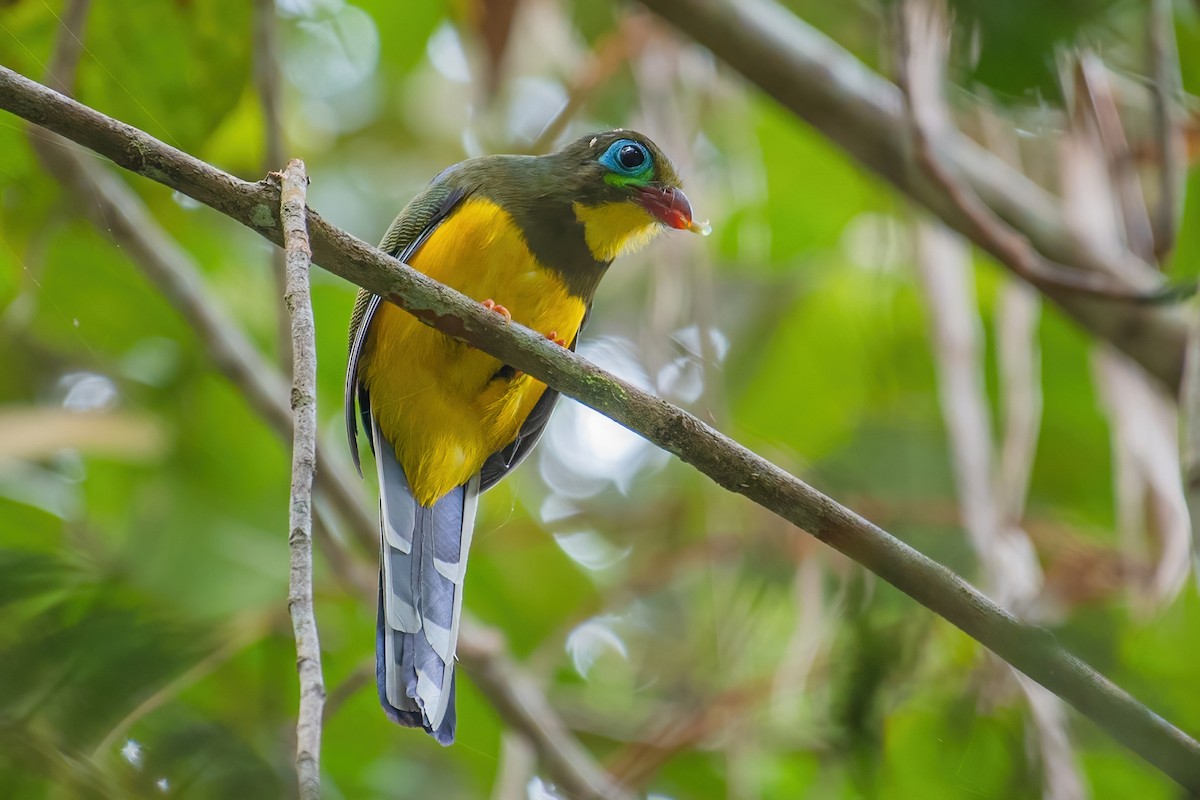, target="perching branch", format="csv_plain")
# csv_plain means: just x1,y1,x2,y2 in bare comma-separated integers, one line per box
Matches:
279,159,325,800
5,67,1200,789
634,0,1190,393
